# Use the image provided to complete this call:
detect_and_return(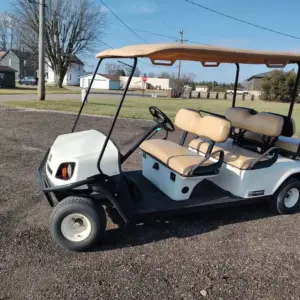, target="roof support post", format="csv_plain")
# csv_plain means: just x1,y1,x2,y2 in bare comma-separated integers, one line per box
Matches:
288,63,300,118
71,58,102,132
232,63,240,107
97,57,138,173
